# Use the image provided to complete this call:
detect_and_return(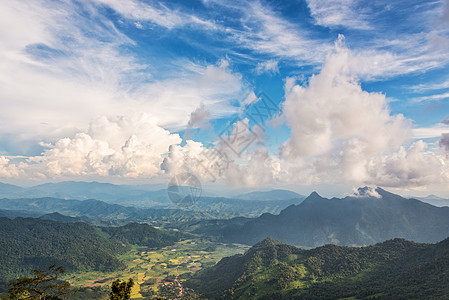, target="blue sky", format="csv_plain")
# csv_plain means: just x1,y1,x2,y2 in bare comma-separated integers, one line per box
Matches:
0,0,449,196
